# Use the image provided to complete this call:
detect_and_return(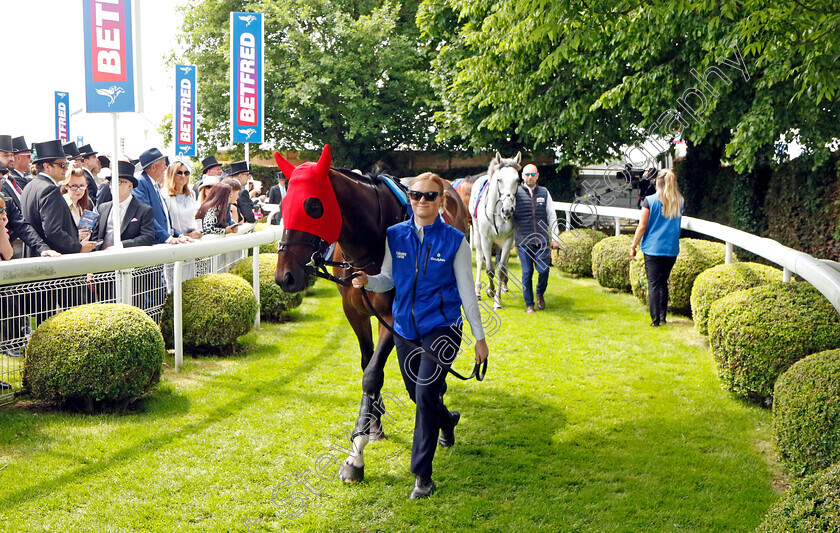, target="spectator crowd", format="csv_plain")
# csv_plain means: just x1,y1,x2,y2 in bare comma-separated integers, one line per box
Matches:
0,135,285,261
